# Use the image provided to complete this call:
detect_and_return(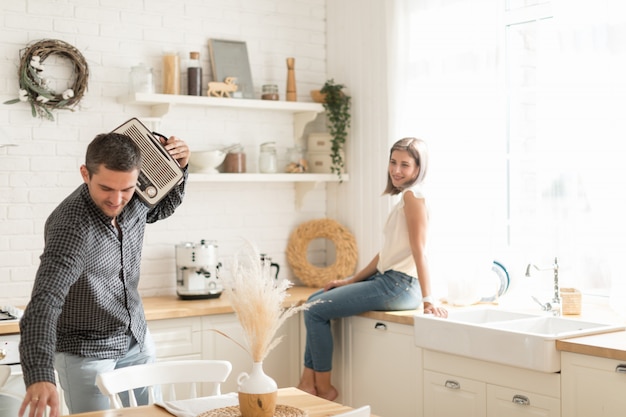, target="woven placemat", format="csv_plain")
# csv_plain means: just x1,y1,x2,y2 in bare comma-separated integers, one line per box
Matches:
197,404,307,417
